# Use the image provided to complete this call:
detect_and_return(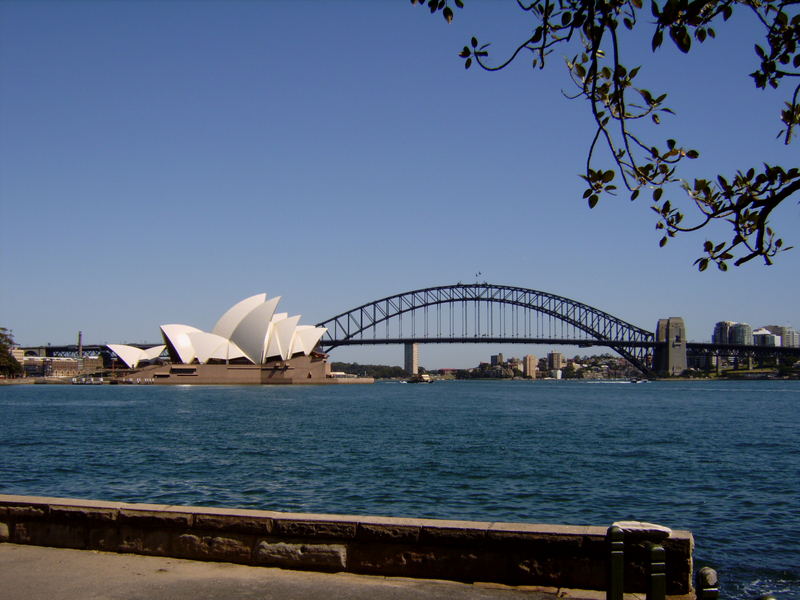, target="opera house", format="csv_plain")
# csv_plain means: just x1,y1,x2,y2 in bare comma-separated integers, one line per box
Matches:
107,294,342,384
